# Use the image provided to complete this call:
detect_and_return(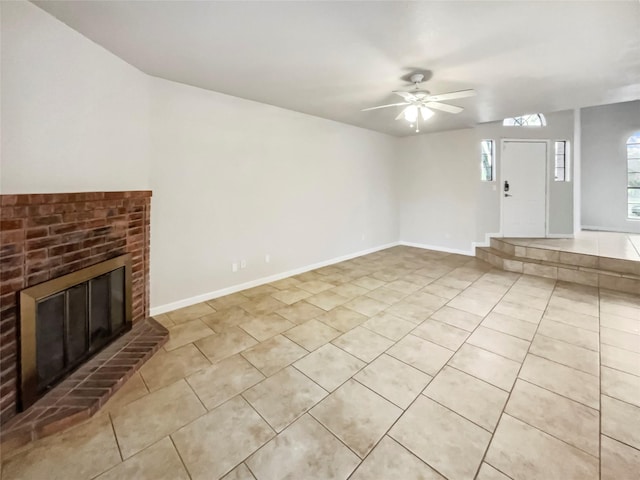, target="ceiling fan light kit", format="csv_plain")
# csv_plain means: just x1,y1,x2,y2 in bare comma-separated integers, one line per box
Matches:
362,72,476,133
